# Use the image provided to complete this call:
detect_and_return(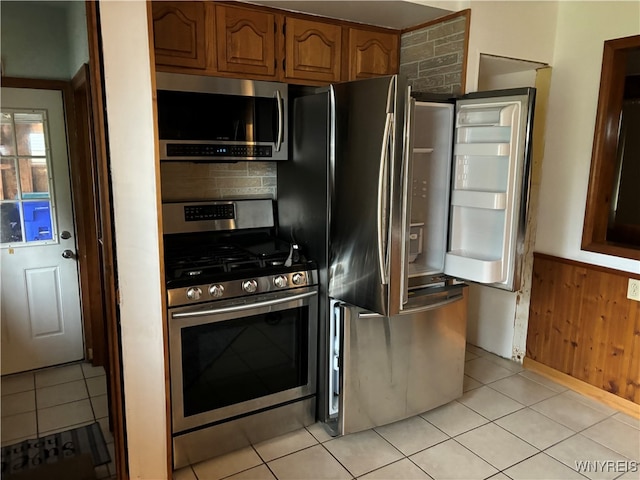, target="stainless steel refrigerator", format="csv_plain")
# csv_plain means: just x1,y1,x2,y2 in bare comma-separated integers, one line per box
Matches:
278,75,535,435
